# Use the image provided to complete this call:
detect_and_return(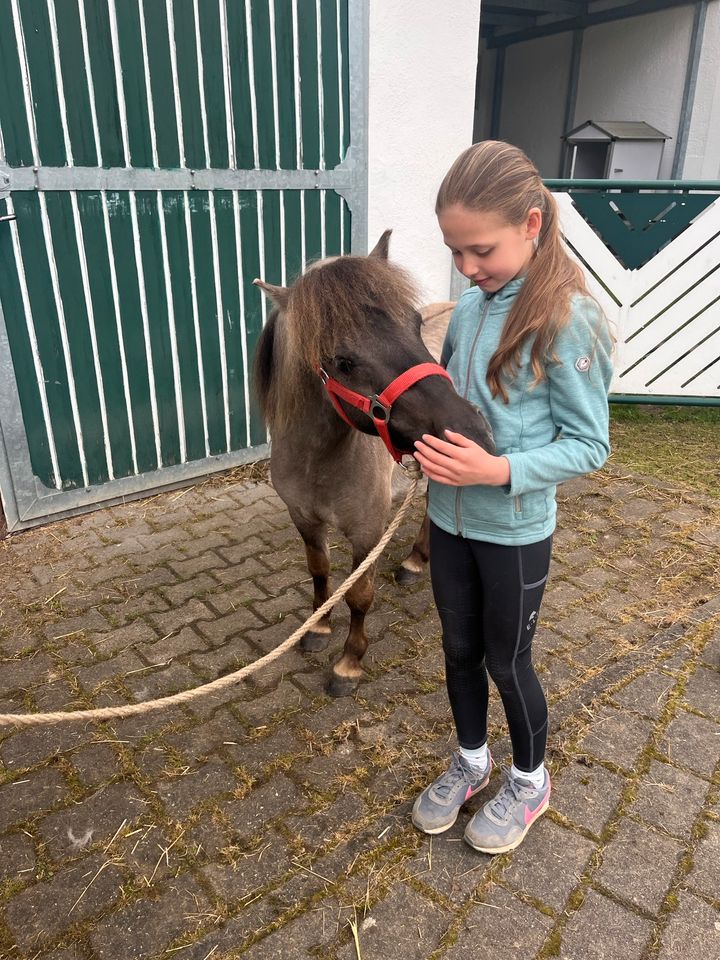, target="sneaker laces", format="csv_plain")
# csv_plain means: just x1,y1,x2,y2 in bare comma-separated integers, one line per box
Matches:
487,766,530,821
433,752,471,800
